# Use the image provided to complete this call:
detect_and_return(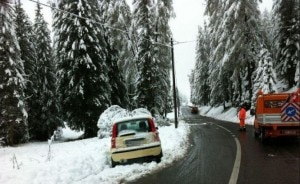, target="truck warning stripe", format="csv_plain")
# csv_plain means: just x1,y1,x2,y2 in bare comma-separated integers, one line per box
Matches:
281,102,300,122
